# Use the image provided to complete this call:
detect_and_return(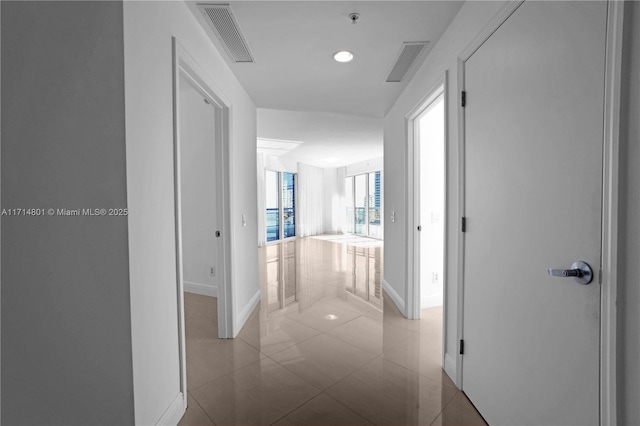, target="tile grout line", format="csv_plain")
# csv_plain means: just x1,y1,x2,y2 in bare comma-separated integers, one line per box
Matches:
185,390,218,426
317,391,376,426
266,392,329,426
187,353,265,395
427,390,462,426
